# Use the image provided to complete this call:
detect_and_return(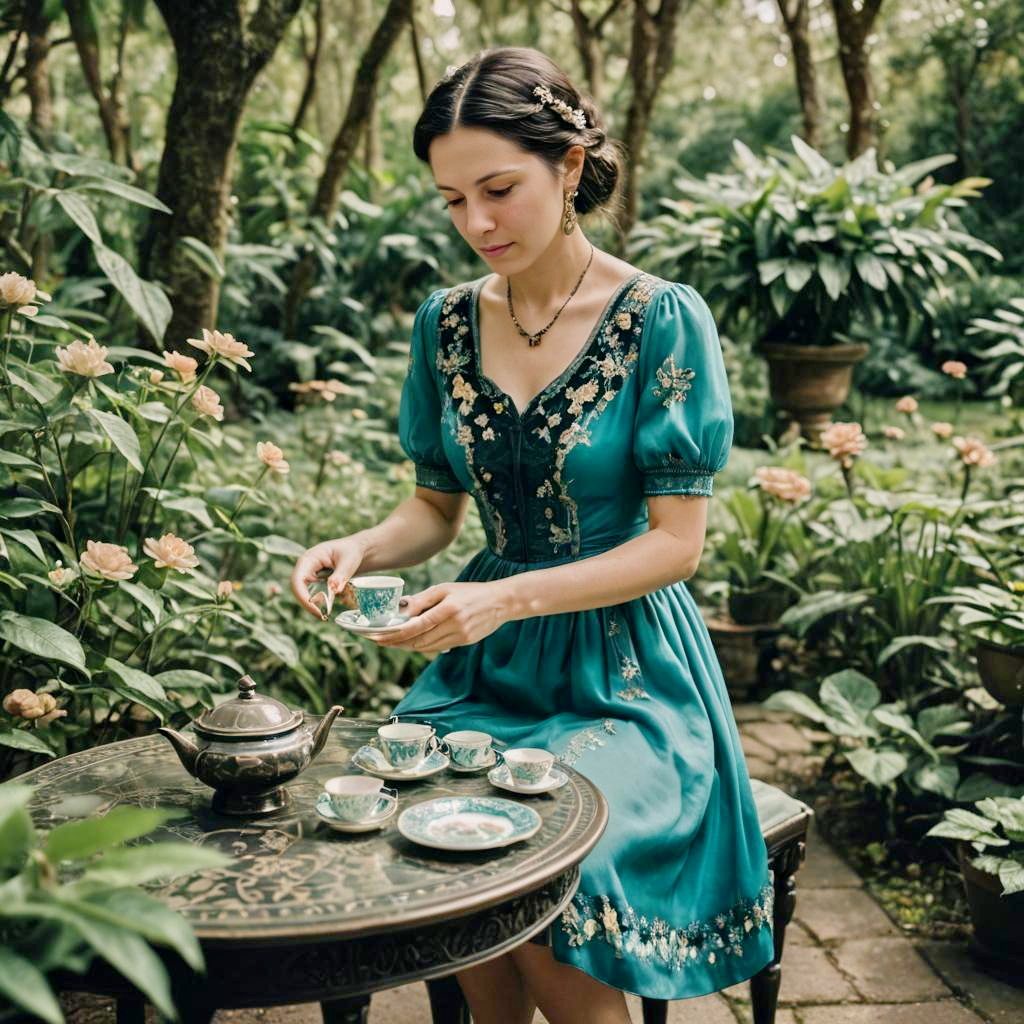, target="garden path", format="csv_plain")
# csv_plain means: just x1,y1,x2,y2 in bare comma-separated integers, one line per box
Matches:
61,706,1020,1024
